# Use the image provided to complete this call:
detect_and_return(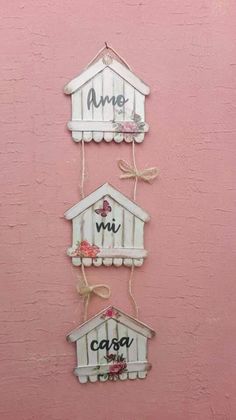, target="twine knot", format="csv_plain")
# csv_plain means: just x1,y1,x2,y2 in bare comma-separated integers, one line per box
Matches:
77,283,111,300
118,159,159,183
